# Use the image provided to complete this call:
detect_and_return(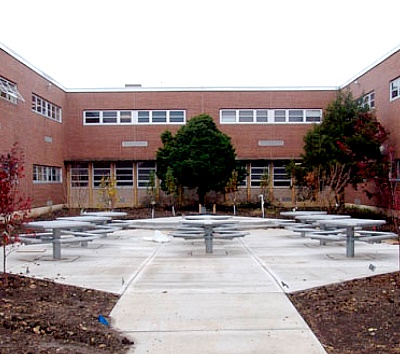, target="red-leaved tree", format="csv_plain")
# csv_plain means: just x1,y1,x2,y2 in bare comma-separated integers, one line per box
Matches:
0,143,31,279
